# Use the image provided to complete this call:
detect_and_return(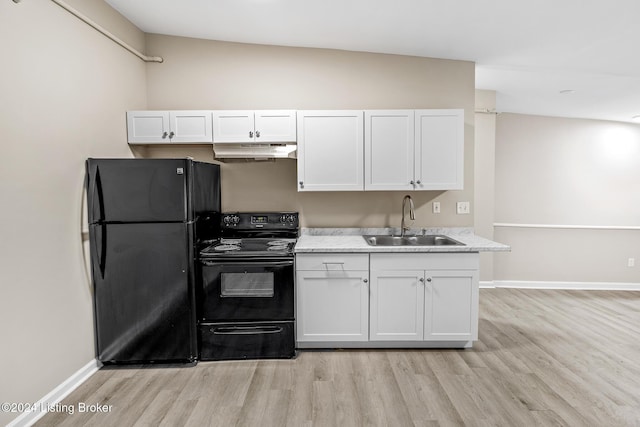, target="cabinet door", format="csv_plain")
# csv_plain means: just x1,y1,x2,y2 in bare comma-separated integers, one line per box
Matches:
297,111,364,191
213,111,255,143
369,270,424,341
414,109,464,190
296,270,369,342
364,110,415,191
127,111,170,144
170,111,213,143
254,110,297,143
424,270,478,341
